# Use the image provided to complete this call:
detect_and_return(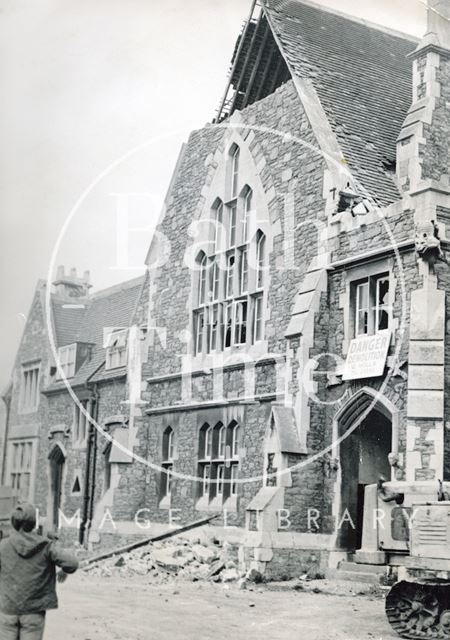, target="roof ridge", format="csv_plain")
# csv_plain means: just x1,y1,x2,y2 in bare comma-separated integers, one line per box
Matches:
90,274,146,300
263,0,421,43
